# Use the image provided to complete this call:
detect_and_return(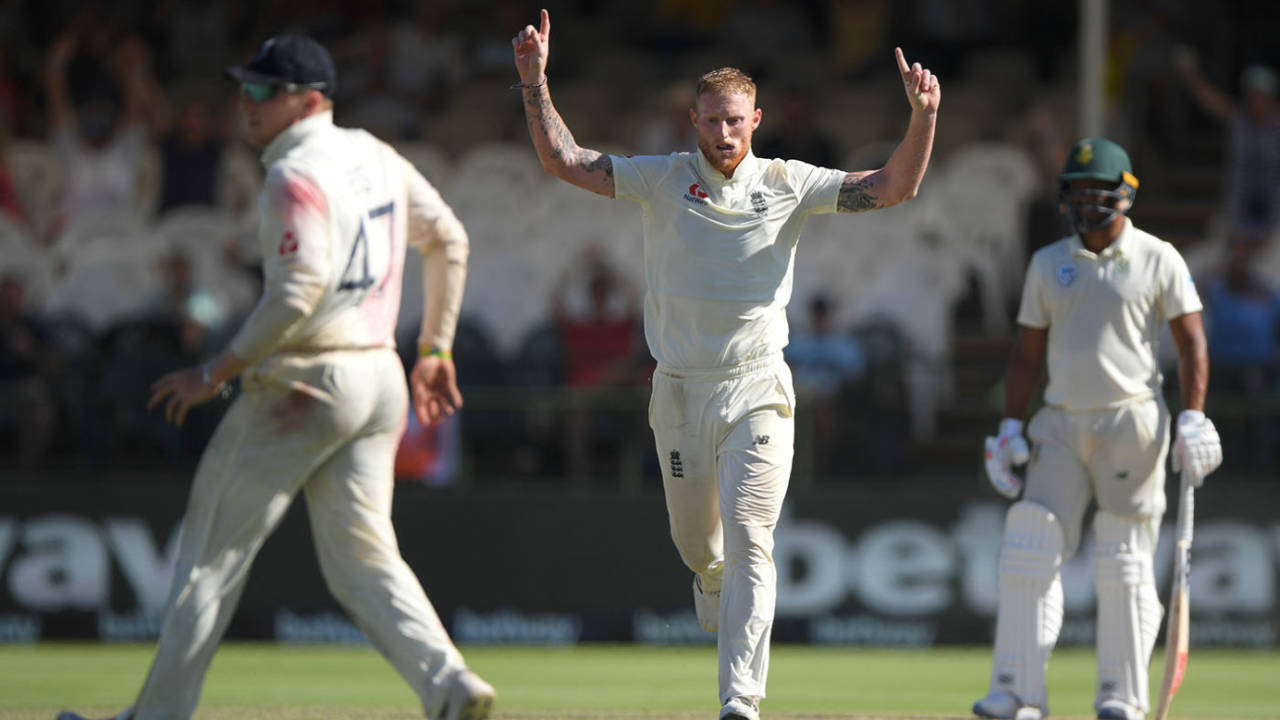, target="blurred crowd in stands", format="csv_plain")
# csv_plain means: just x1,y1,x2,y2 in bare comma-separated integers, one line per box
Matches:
0,0,1276,481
